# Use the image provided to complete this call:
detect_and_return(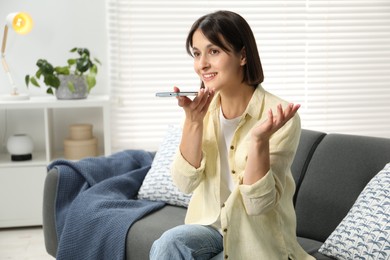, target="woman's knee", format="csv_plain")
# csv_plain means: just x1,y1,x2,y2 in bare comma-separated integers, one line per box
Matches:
150,225,222,260
152,227,182,250
150,225,190,259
